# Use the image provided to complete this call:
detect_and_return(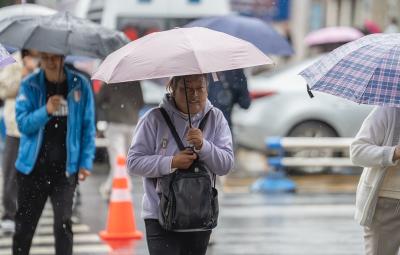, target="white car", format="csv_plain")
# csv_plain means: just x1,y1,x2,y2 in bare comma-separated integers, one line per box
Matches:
141,79,167,106
232,58,373,153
